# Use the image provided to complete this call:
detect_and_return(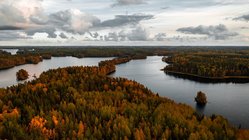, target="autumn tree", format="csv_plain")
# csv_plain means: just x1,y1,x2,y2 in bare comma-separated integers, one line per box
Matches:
16,69,29,81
